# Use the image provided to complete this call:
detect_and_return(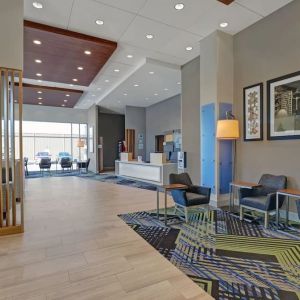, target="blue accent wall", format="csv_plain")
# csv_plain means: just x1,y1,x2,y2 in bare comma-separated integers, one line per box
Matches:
219,103,233,194
201,104,215,194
